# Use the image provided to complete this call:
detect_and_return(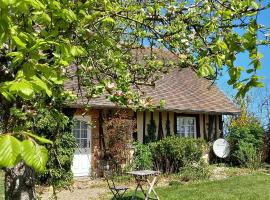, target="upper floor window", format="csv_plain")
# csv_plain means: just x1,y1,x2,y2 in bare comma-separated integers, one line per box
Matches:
176,116,196,138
